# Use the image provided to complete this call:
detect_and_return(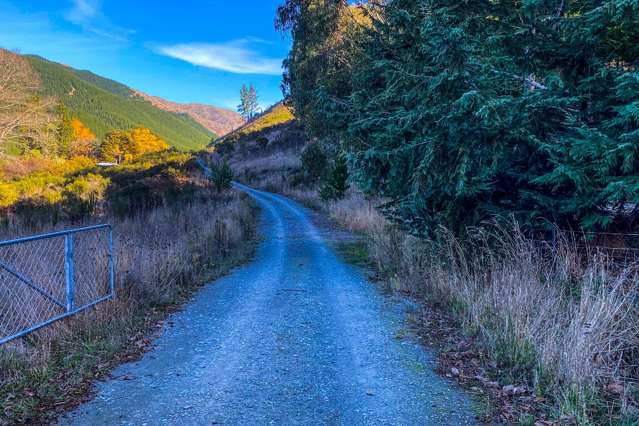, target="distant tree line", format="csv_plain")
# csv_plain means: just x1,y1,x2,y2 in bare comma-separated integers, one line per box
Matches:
277,0,639,235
